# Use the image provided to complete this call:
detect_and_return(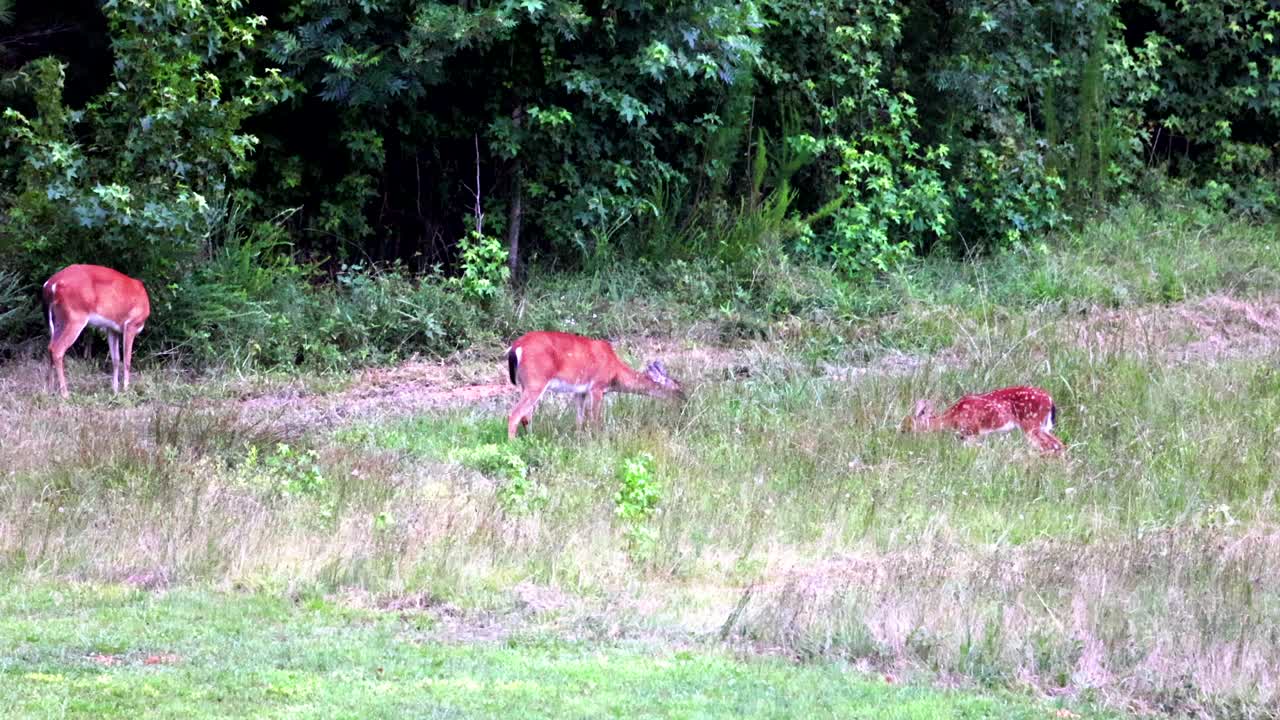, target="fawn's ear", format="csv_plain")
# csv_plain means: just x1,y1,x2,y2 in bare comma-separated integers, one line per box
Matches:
912,400,934,418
